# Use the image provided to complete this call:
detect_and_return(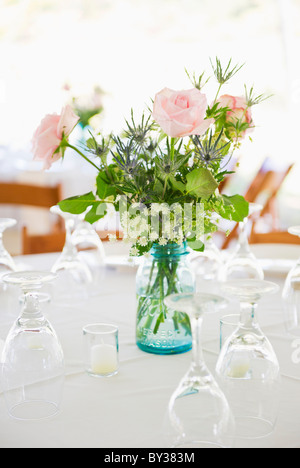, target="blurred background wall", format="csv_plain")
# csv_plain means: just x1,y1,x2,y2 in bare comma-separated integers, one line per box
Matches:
0,0,299,243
